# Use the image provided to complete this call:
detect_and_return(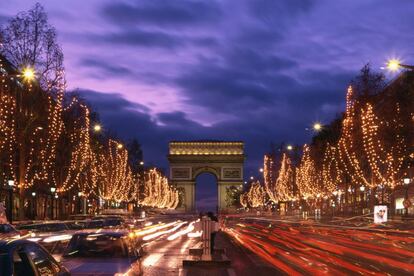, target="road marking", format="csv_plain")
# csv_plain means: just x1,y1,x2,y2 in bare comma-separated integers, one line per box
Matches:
142,253,163,267
179,268,187,276
227,268,236,276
